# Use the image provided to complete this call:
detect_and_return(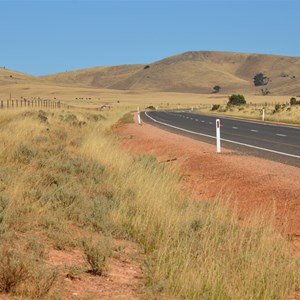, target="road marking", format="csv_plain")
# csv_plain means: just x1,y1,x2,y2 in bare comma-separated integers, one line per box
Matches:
144,112,300,159
195,119,199,121
251,130,259,132
232,127,238,129
201,120,205,123
195,113,300,130
276,134,287,137
190,118,194,120
209,122,212,125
